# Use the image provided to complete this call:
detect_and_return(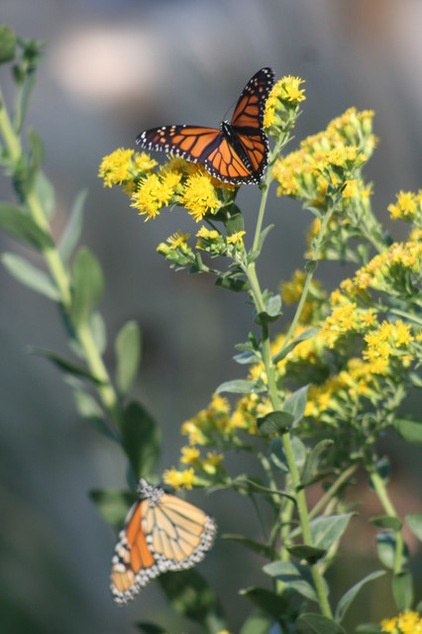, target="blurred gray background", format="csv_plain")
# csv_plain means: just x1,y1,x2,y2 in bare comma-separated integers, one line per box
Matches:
1,1,422,632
